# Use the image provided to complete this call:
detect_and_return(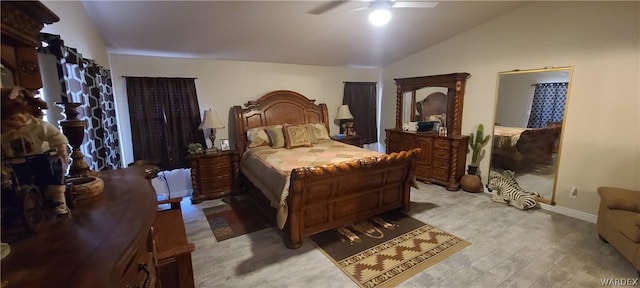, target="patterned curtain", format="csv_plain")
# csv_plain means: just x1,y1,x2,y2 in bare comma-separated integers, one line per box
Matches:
527,82,567,128
343,82,378,144
38,33,122,170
